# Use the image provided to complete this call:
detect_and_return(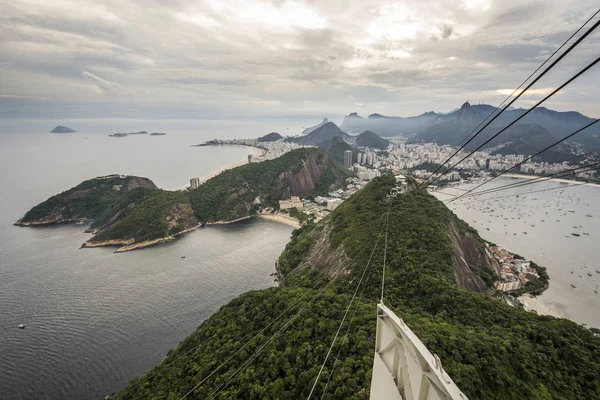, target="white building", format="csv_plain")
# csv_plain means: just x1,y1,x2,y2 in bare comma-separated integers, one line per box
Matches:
344,150,353,168
326,198,343,211
190,177,200,189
